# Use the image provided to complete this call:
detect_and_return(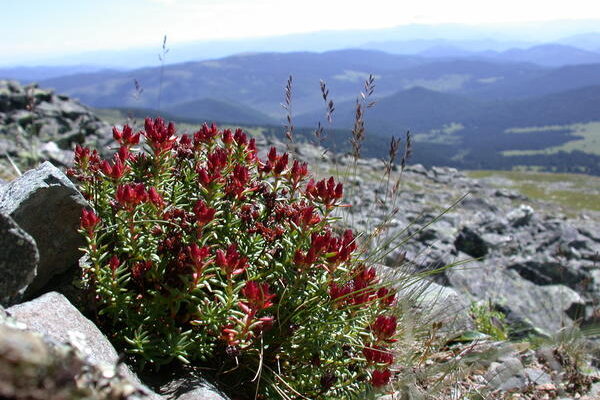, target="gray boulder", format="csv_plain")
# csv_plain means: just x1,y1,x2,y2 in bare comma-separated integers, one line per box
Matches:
454,226,488,258
0,162,87,297
508,256,588,288
0,211,38,306
0,315,159,400
447,262,585,334
507,204,535,227
484,358,552,392
152,369,230,400
7,292,126,373
6,292,164,400
6,293,235,400
485,356,526,391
